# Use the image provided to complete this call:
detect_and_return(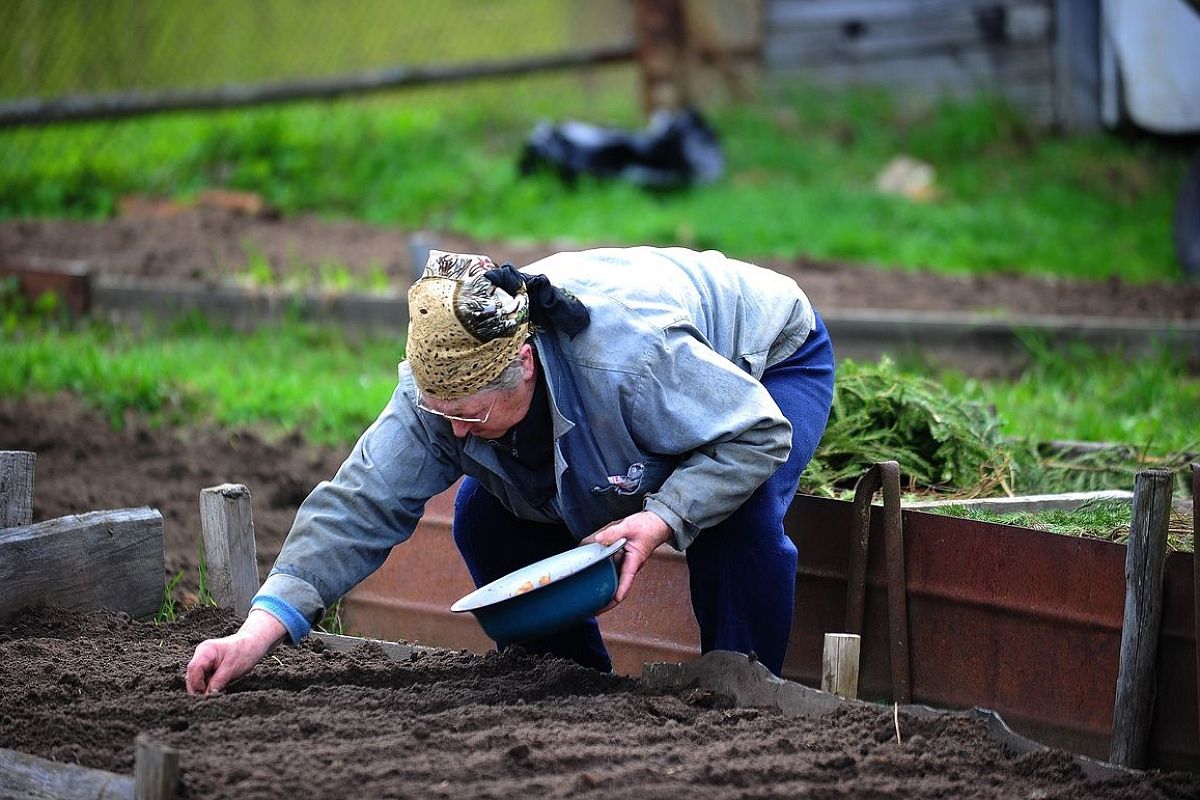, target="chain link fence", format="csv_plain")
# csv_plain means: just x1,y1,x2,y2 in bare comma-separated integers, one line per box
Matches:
0,1,635,99
0,1,764,221
0,1,648,179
